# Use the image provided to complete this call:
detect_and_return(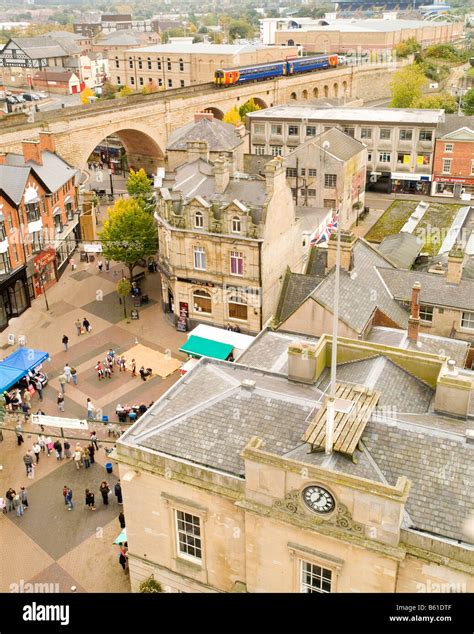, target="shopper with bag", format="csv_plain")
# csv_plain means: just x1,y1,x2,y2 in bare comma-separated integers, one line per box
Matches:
73,445,83,470
23,451,34,475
